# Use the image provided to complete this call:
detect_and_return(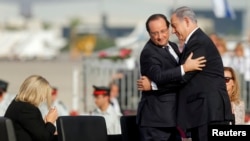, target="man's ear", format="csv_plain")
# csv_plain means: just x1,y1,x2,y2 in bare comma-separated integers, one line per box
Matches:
183,17,190,26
